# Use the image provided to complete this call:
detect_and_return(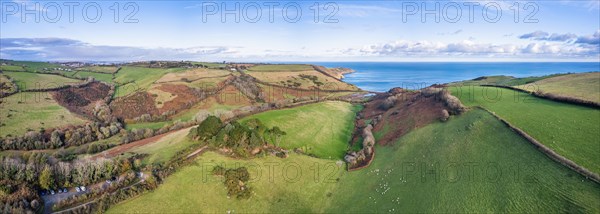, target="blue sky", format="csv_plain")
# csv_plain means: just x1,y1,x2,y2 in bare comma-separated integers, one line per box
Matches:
0,0,599,62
